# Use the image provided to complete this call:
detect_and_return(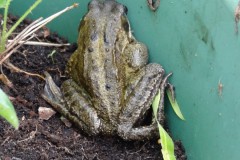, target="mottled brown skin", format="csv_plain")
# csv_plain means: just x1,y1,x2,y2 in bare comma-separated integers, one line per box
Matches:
43,0,171,140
